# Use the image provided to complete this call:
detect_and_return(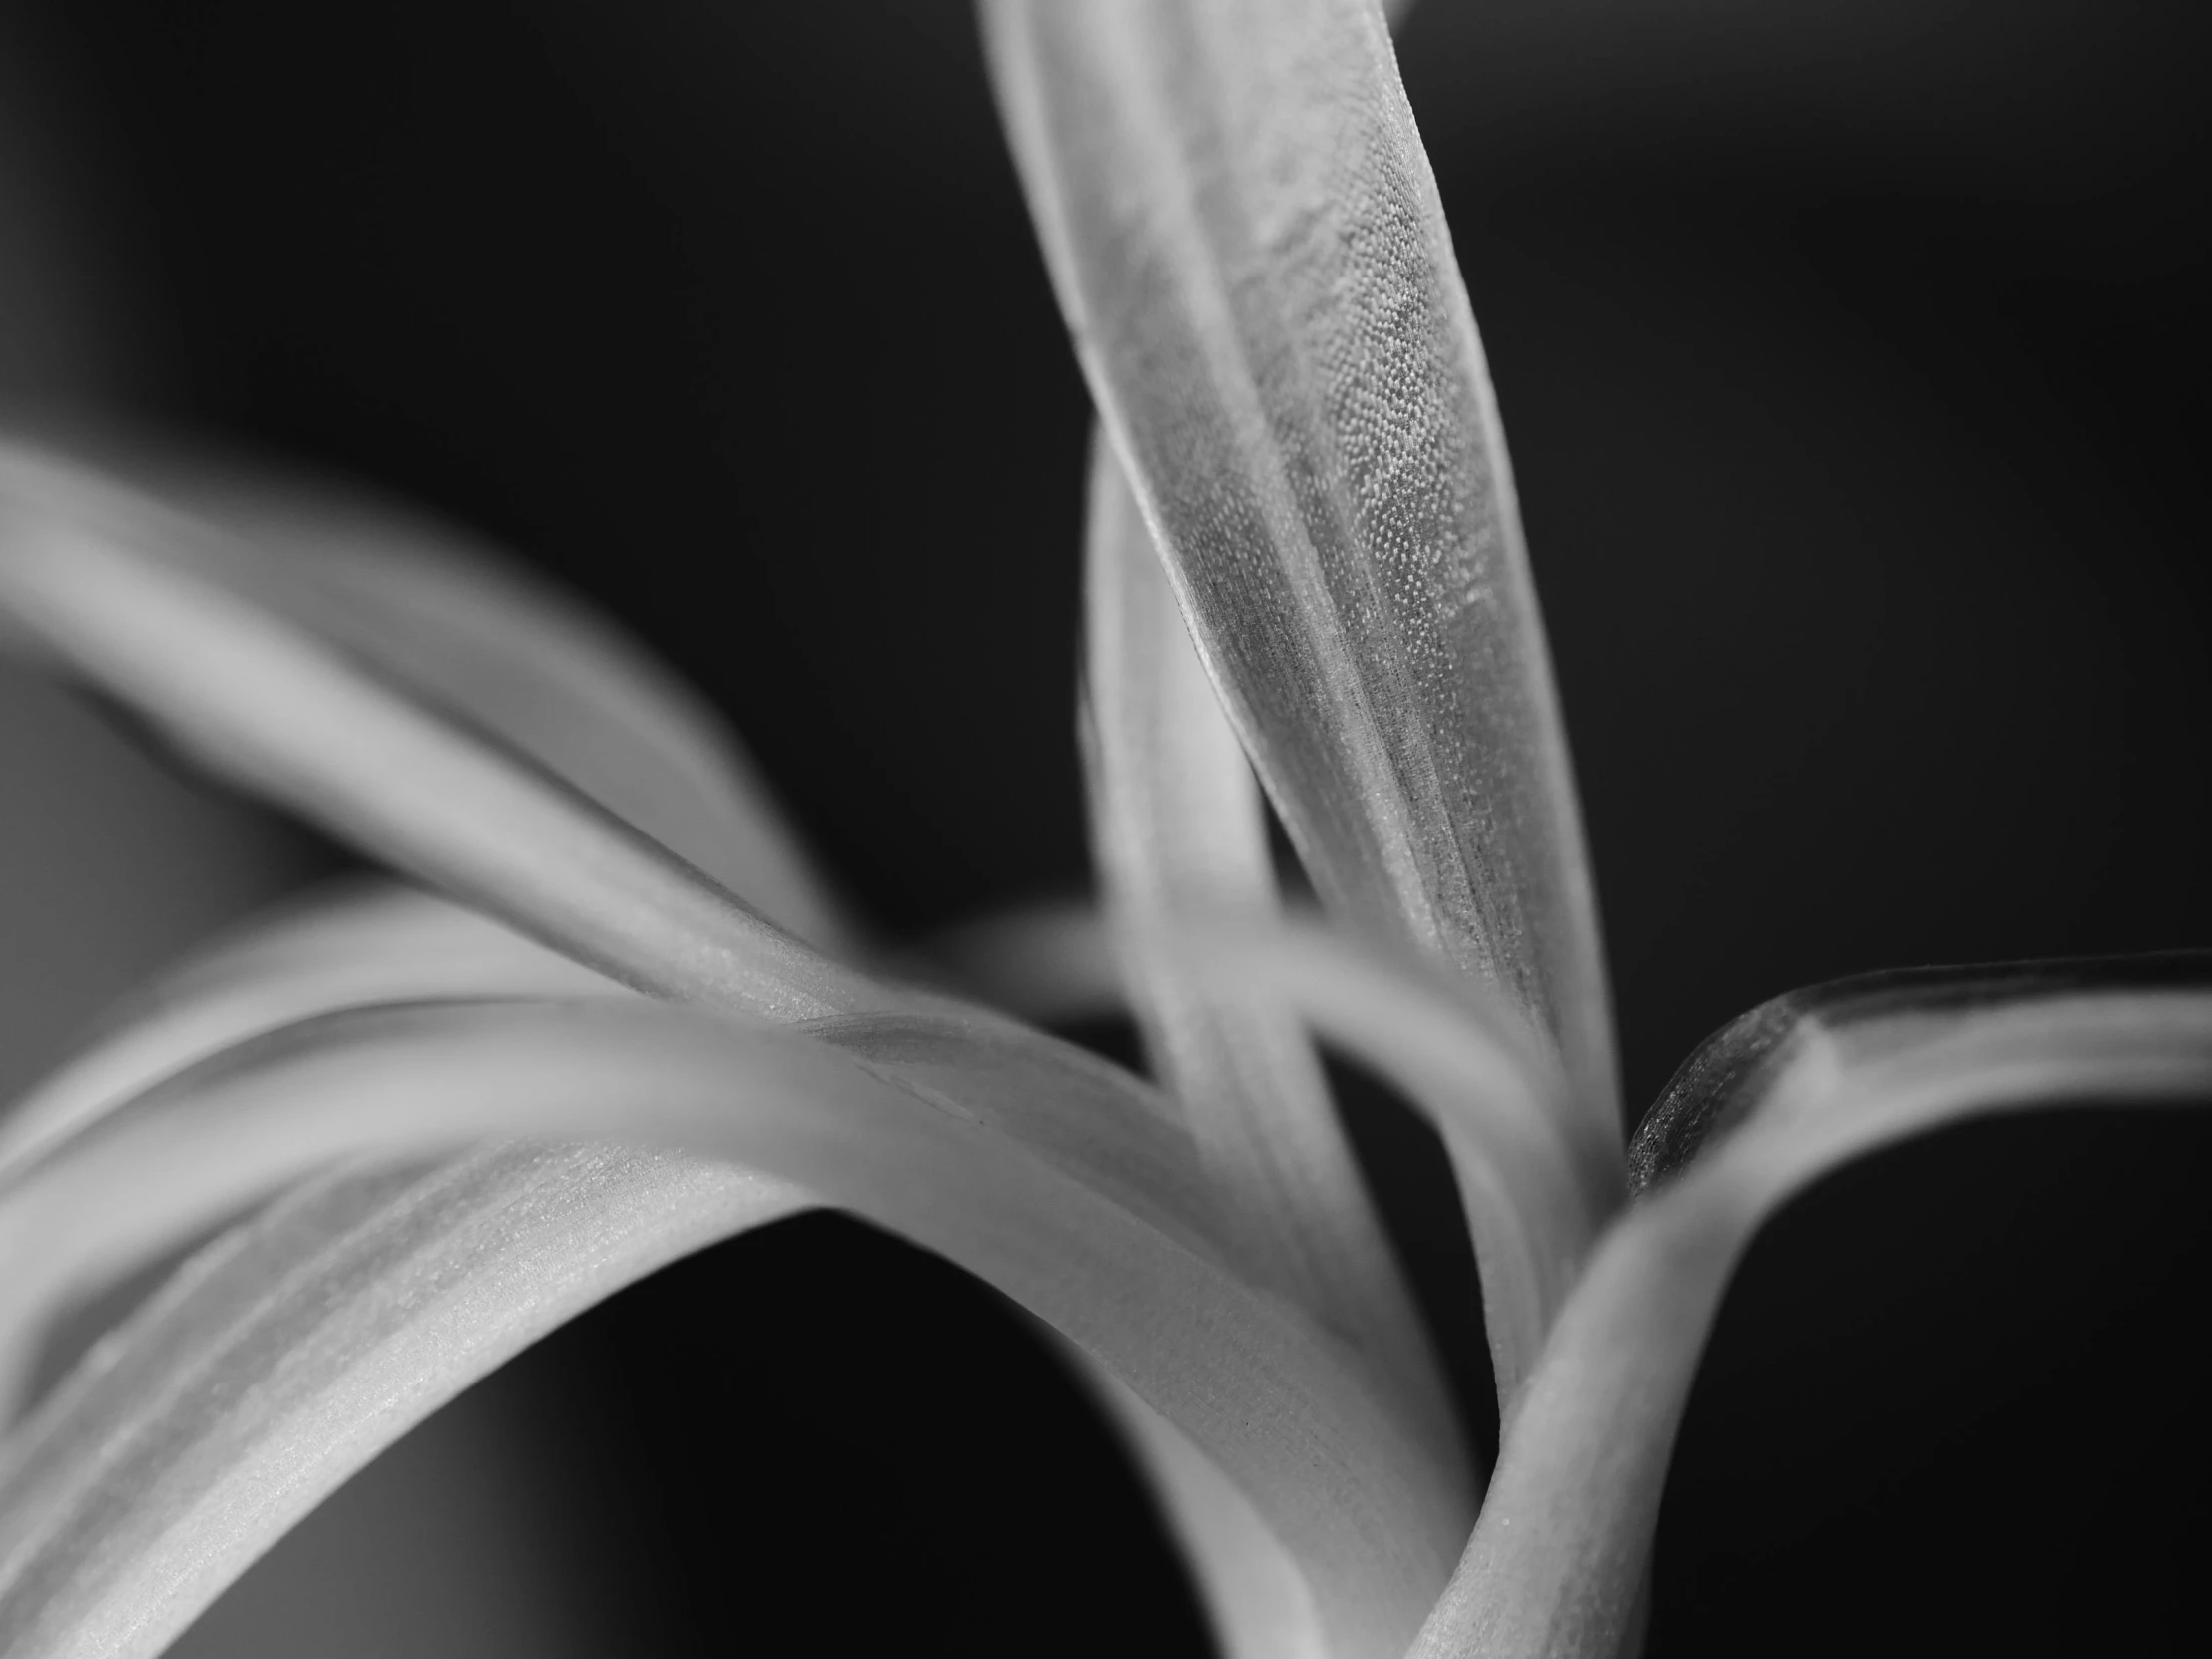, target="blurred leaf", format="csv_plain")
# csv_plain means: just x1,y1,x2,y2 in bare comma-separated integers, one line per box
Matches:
939,903,1610,1399
0,437,874,1023
0,996,1476,1659
0,1145,803,1659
